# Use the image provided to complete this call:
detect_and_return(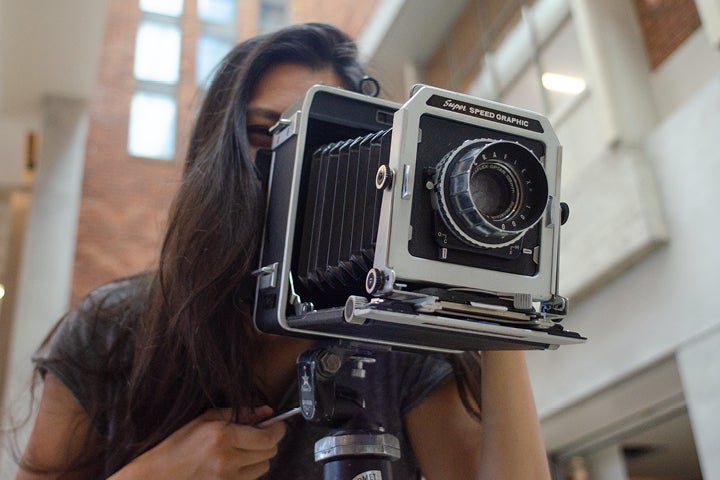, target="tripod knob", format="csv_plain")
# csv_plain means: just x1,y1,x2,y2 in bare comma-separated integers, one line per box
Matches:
349,356,376,379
